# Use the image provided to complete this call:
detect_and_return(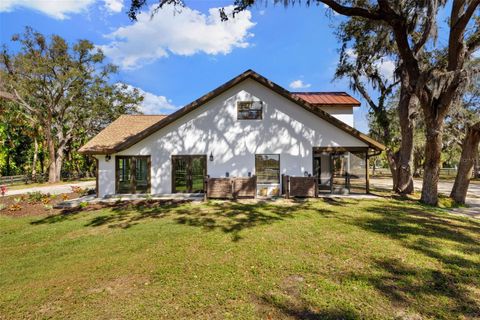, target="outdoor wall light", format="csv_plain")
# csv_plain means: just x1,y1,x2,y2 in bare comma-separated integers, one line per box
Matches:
209,152,214,162
226,172,230,177
248,172,251,177
105,155,111,162
304,171,308,177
